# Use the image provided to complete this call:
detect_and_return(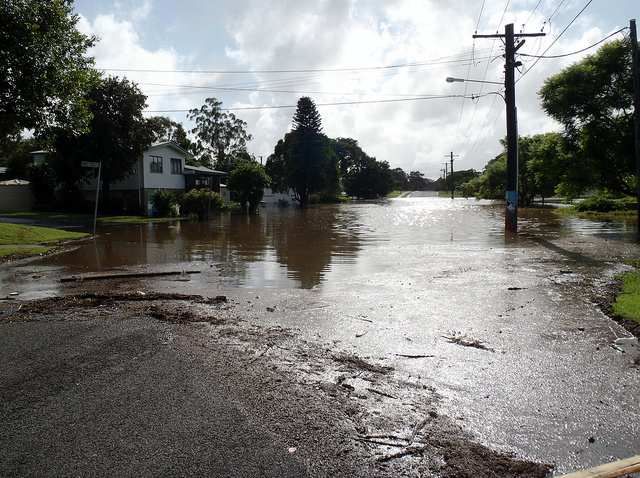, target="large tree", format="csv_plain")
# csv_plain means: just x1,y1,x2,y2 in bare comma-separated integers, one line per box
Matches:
188,98,252,171
331,137,393,199
148,116,192,153
0,0,100,140
539,38,637,197
288,97,333,207
50,76,154,211
343,156,394,199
